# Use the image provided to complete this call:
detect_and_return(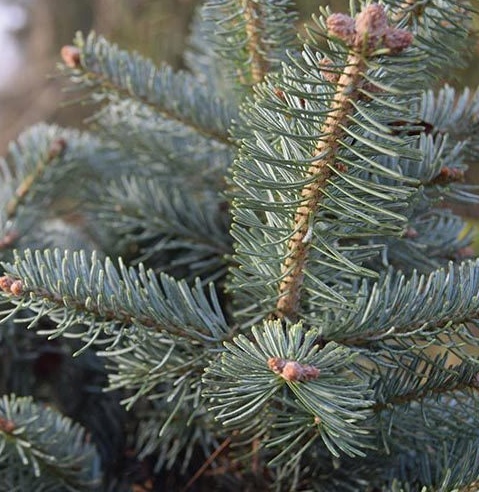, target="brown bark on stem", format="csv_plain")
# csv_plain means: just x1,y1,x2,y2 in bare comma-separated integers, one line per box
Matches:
275,53,365,320
243,0,269,84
